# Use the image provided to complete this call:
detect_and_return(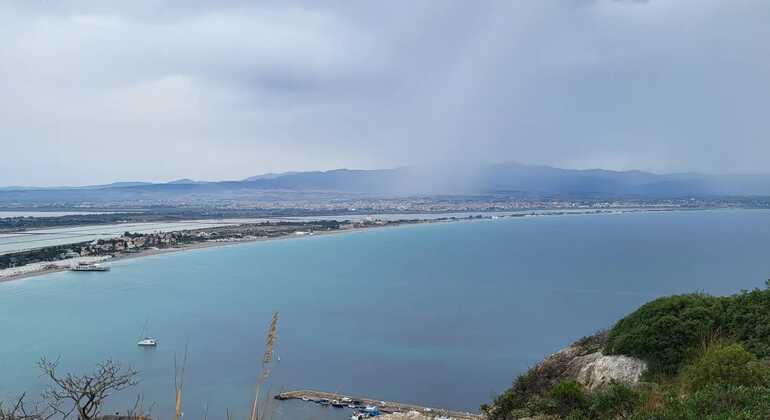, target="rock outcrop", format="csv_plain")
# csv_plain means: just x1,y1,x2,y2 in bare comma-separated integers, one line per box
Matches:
575,353,647,390
482,331,648,420
531,331,647,391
